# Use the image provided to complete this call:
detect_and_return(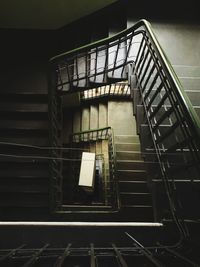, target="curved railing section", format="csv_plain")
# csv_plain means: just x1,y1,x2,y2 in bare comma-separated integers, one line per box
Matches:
48,20,200,236
49,126,119,213
49,19,200,139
